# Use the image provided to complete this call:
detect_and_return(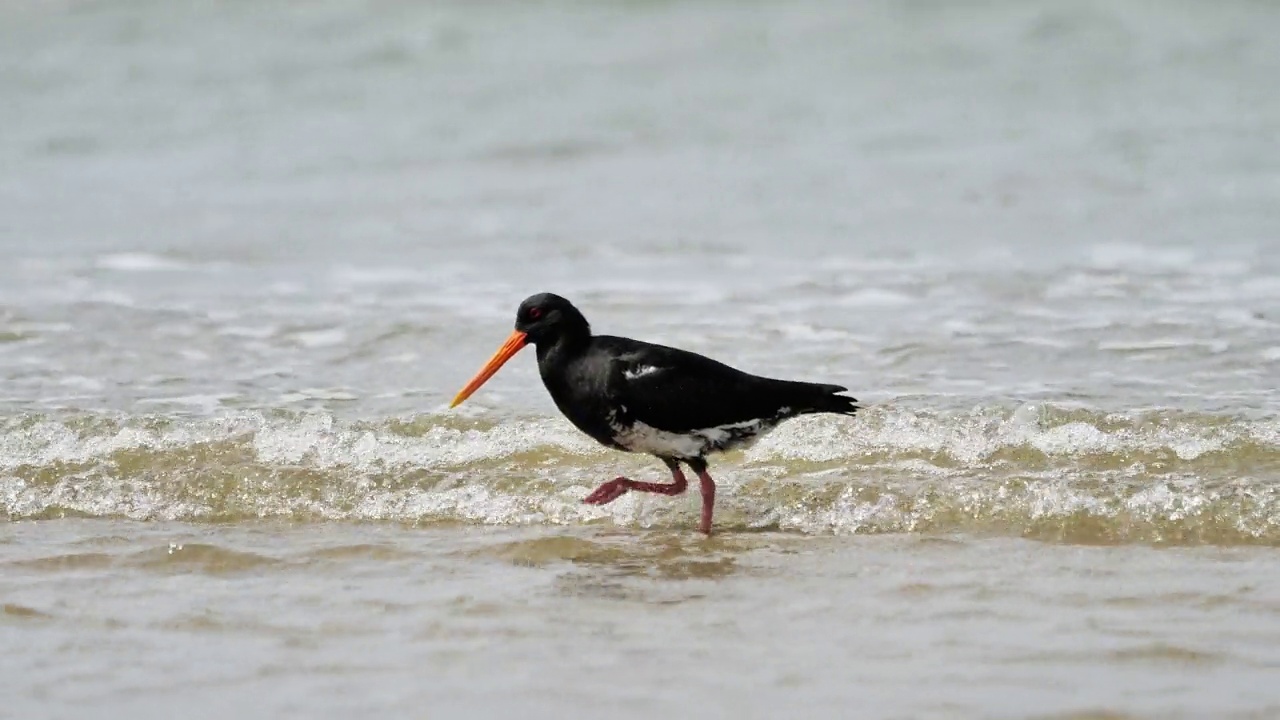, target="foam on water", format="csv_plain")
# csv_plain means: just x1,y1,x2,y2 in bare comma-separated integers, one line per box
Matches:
2,406,1276,544
94,253,190,273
